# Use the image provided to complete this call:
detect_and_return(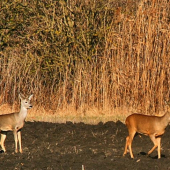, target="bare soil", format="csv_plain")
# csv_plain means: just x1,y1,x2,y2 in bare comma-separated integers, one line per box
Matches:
1,121,170,170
